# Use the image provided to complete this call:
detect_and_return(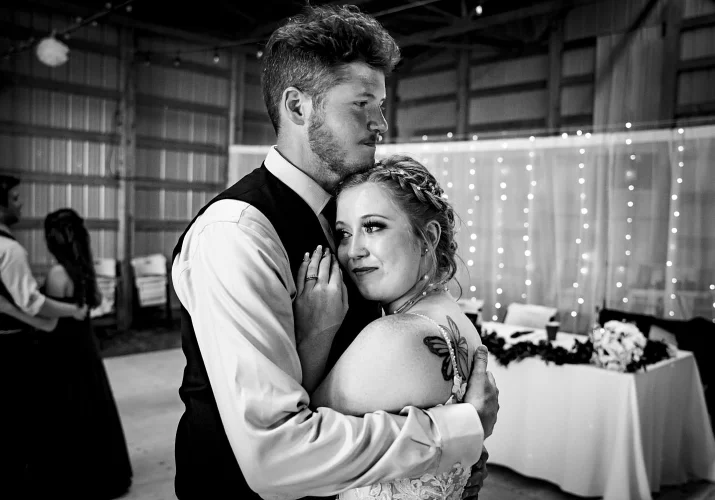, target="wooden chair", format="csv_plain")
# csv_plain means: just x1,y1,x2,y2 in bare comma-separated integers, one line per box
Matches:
503,303,558,329
130,253,172,327
91,258,119,327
